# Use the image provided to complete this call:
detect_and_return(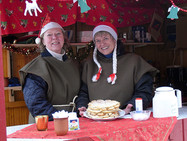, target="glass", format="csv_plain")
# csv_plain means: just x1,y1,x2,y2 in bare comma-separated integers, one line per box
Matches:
35,115,48,131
